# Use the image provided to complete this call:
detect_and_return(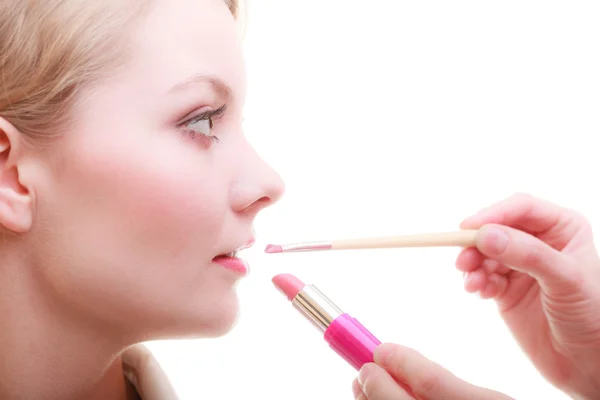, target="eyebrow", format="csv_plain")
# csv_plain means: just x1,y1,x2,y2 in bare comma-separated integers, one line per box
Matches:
167,75,233,101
